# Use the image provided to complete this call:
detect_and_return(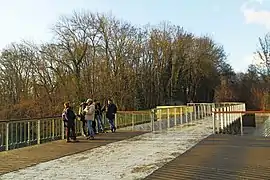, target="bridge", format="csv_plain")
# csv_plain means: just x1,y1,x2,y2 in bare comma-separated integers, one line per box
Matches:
0,102,269,179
